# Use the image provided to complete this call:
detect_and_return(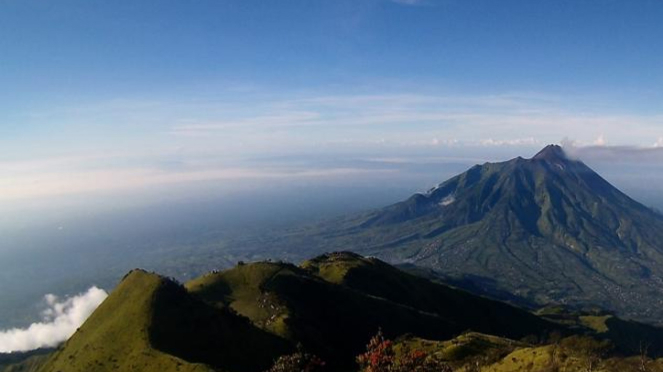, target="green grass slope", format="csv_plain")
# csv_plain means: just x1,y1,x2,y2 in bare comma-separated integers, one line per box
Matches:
187,253,561,369
39,269,289,372
535,307,663,357
303,252,557,339
186,262,294,337
393,332,525,367
394,332,663,372
187,261,461,369
482,341,663,372
30,252,663,372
